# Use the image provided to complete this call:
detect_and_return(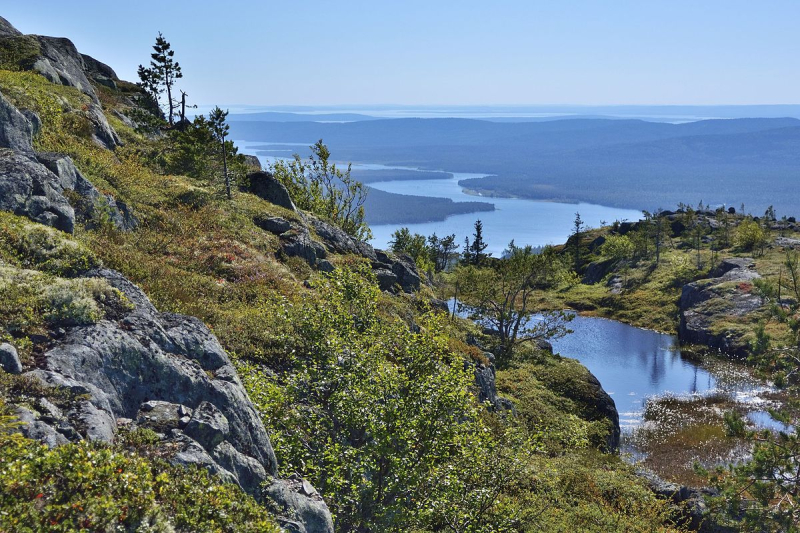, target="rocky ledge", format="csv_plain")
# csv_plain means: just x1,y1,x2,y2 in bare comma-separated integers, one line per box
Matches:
679,258,765,356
